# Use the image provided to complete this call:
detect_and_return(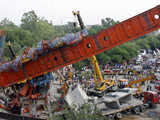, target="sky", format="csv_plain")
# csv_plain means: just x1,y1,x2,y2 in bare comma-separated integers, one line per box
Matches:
0,0,159,25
